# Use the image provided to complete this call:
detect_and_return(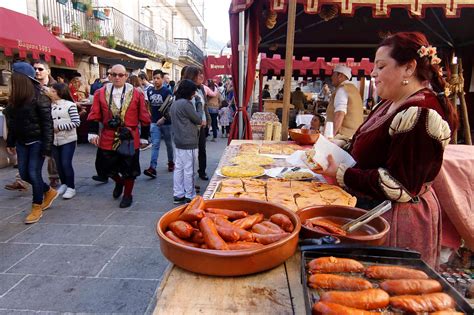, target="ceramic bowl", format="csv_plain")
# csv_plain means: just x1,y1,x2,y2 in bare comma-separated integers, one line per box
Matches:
156,198,301,276
297,205,390,246
289,128,319,145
